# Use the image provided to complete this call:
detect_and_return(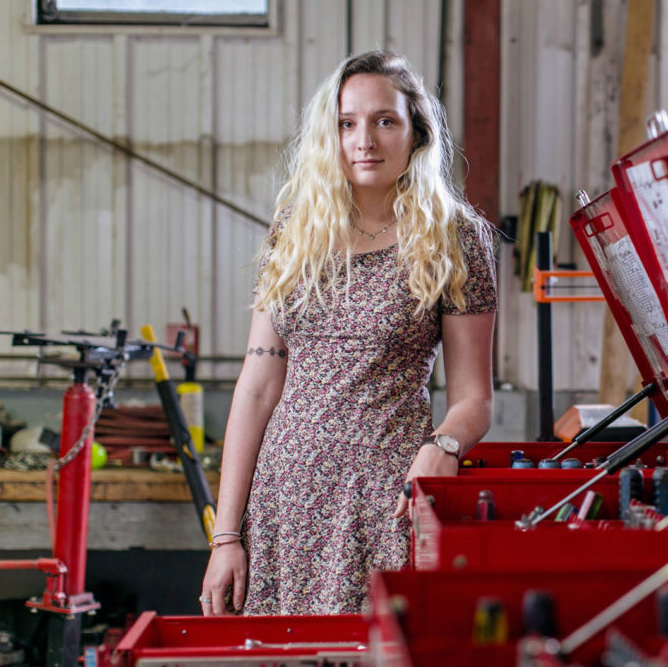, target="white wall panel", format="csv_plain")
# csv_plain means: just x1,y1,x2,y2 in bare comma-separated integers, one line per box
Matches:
0,1,41,378
386,0,441,93
300,1,348,105
350,0,388,53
